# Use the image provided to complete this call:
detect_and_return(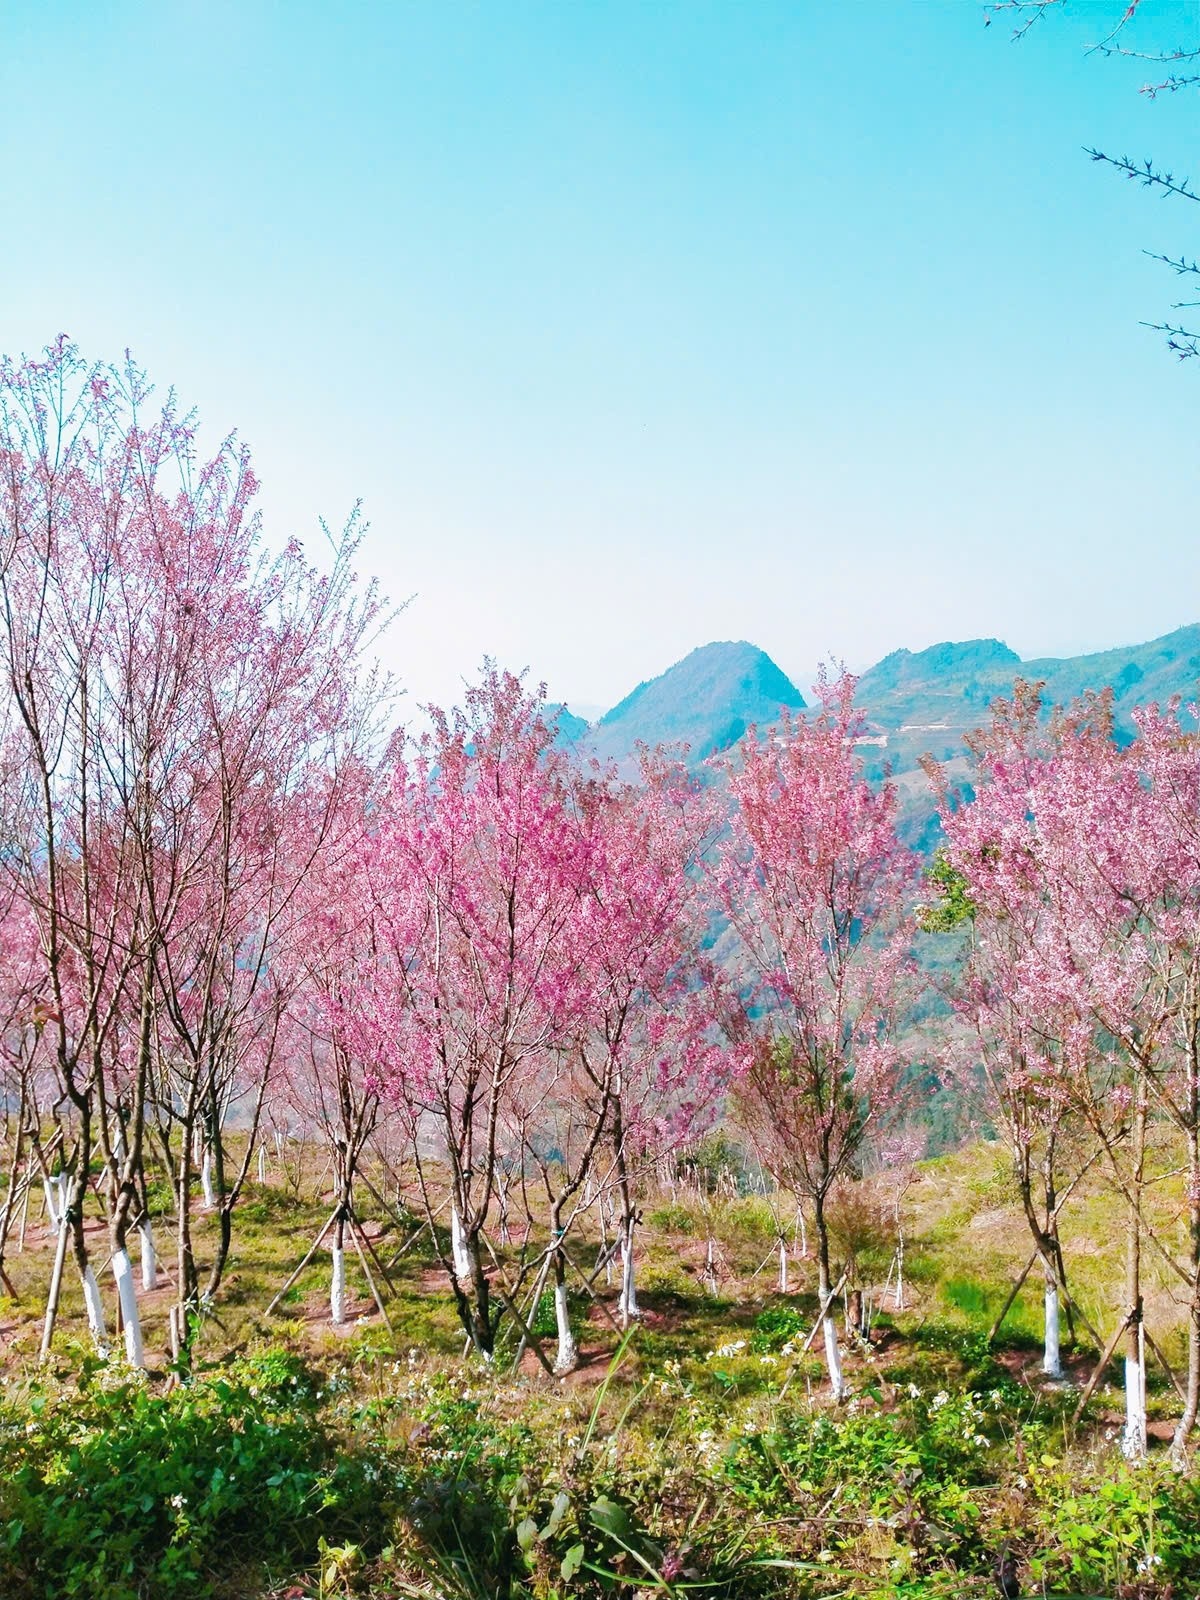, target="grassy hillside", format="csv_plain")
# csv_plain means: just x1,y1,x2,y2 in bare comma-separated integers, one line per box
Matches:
2,1136,1198,1598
